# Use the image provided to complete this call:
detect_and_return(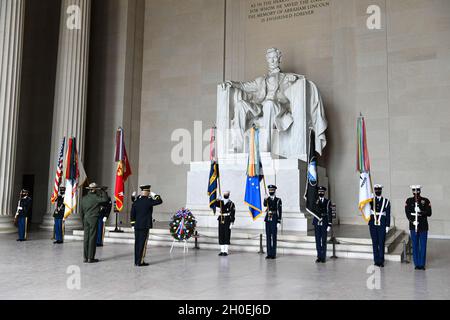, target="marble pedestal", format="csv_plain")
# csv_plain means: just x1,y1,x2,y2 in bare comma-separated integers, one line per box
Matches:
186,153,328,233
